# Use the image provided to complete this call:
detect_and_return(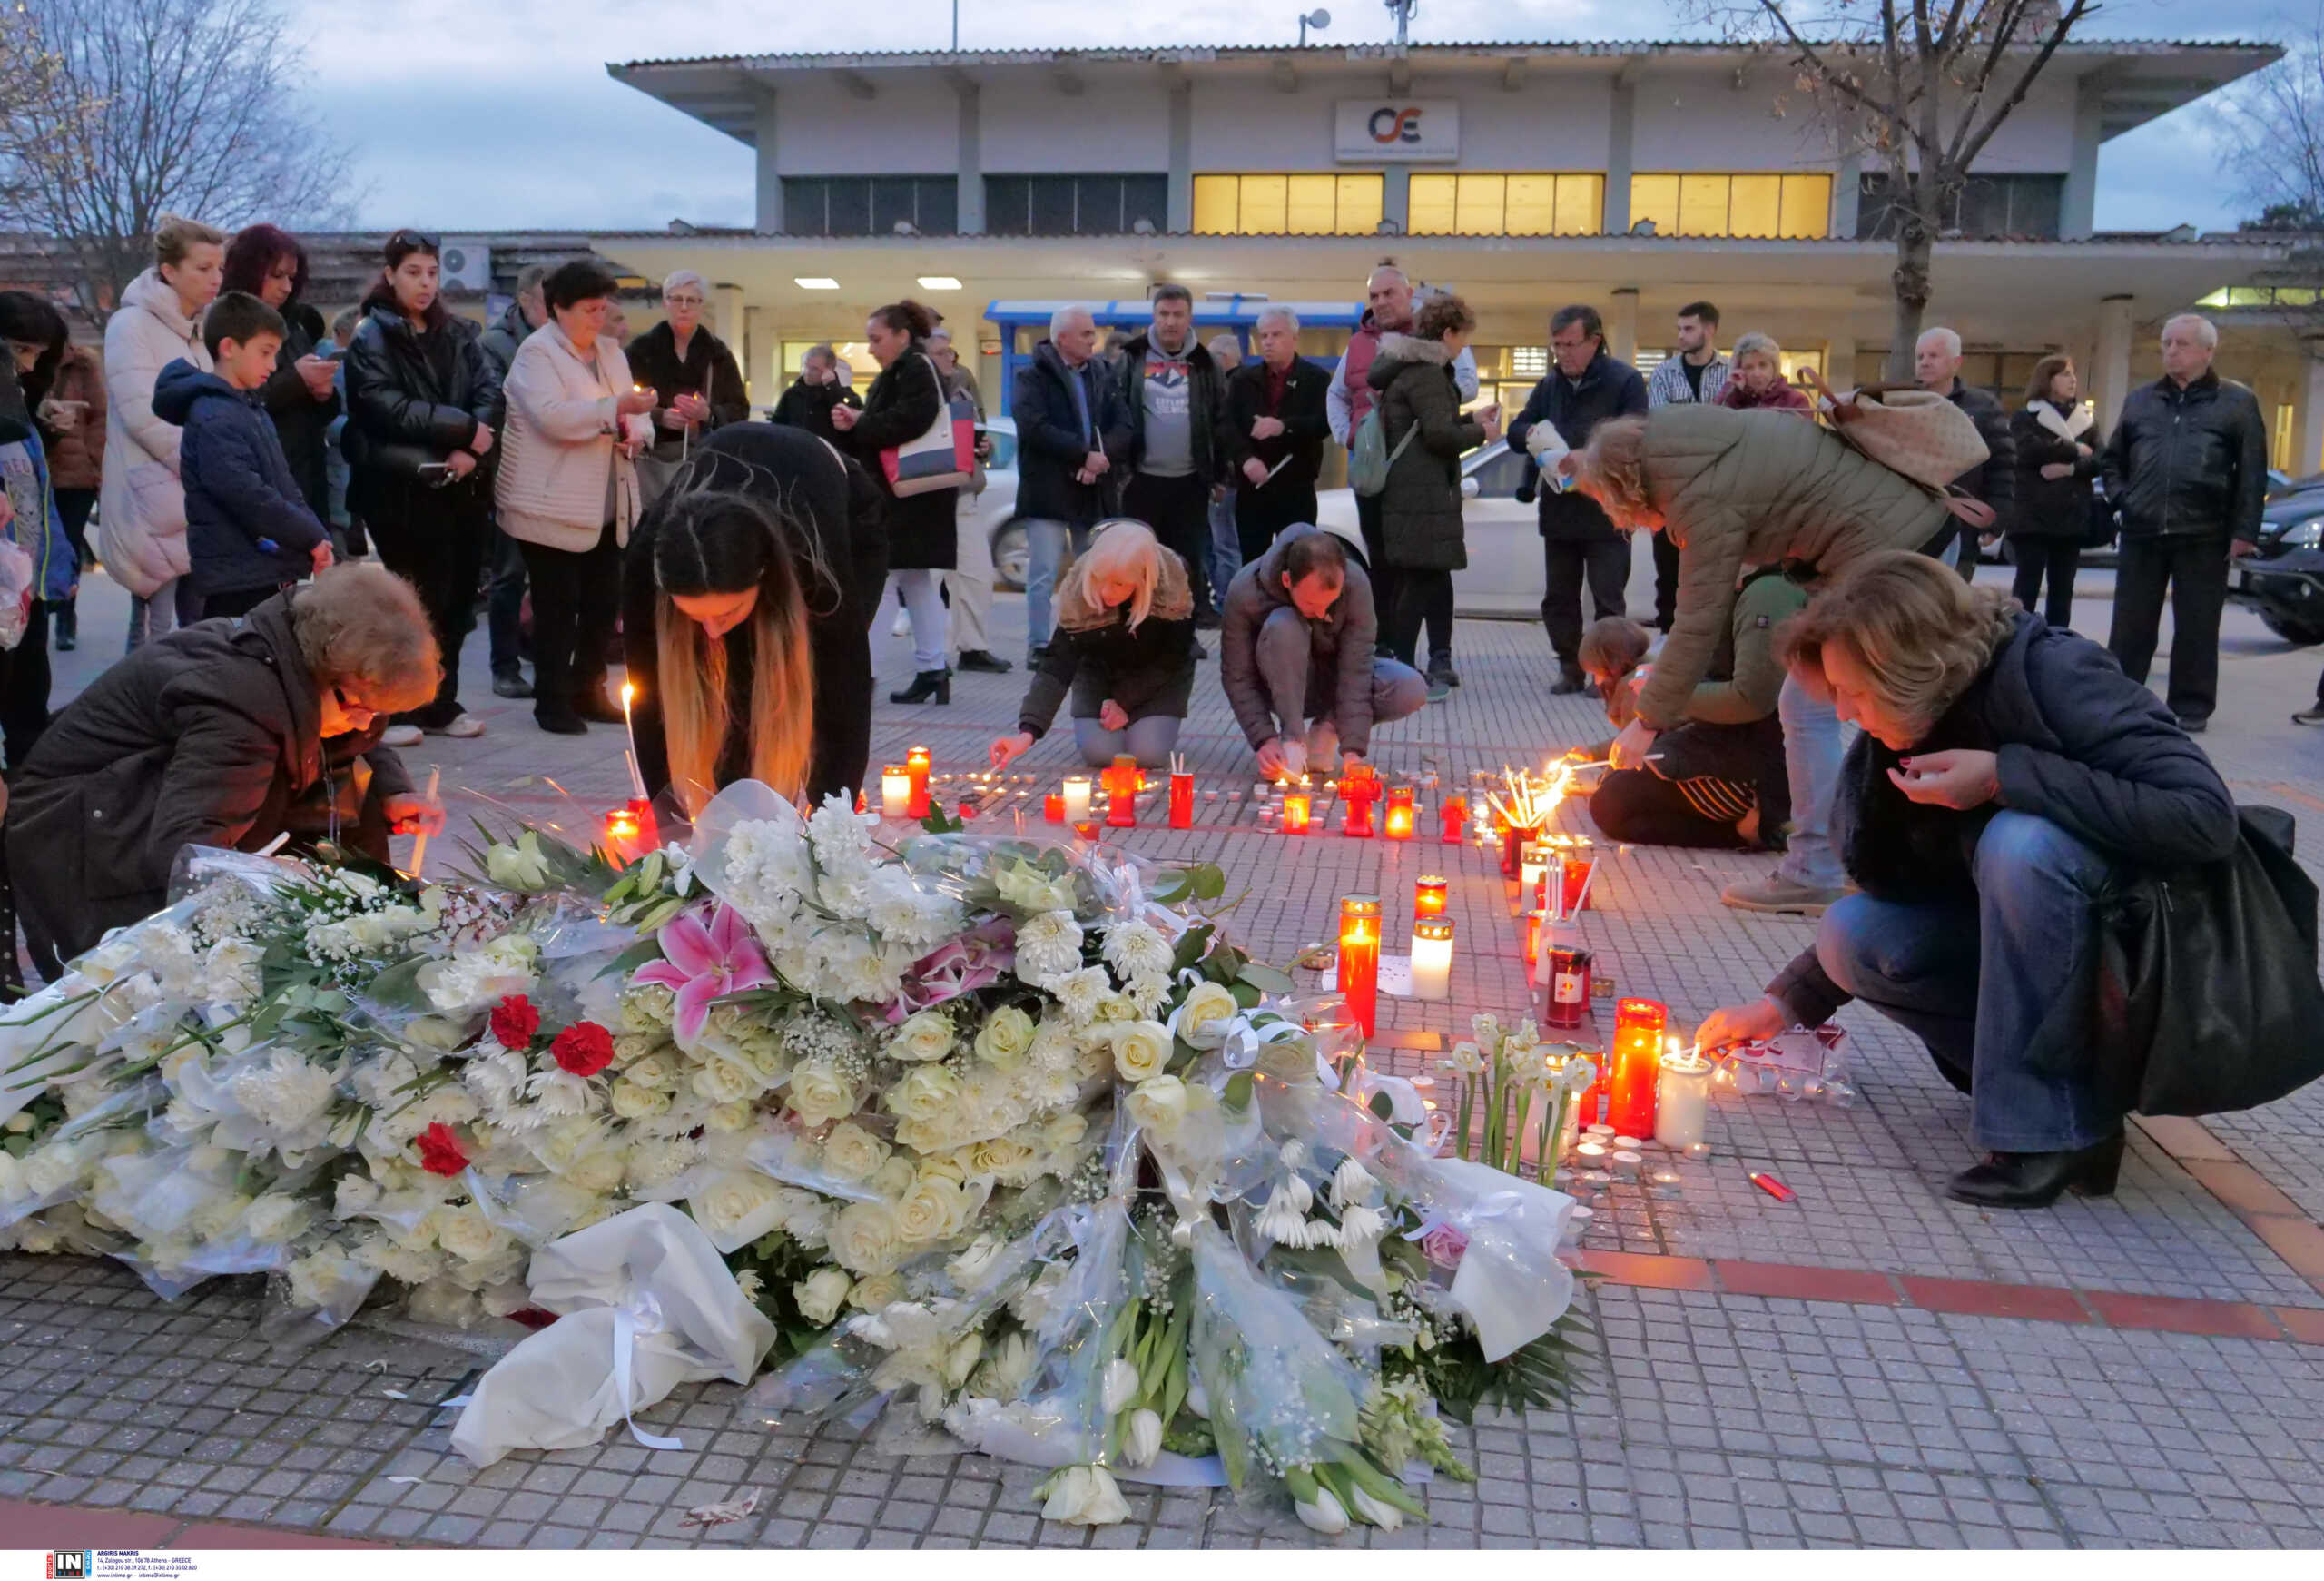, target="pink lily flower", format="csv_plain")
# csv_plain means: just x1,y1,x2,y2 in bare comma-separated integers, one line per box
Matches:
634,903,774,1046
